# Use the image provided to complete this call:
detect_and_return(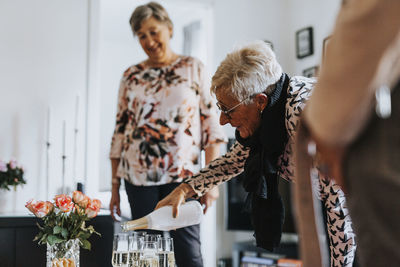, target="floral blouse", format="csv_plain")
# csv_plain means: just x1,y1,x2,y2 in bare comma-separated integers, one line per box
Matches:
110,56,226,186
185,76,316,196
